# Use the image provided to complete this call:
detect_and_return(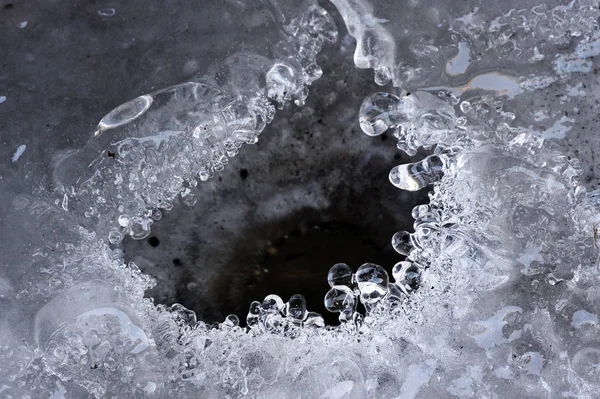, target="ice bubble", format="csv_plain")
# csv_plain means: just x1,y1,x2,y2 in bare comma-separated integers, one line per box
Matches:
389,155,445,191
95,95,152,136
246,301,261,328
355,263,389,304
108,229,123,245
286,294,308,321
392,261,422,293
223,314,240,328
359,92,401,136
180,187,197,206
324,286,356,314
327,263,354,287
266,62,297,106
262,294,285,313
391,231,412,256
